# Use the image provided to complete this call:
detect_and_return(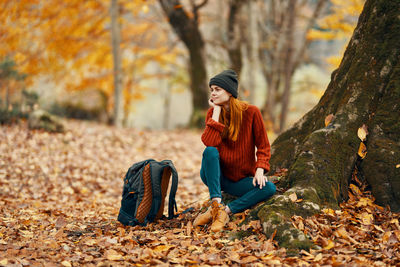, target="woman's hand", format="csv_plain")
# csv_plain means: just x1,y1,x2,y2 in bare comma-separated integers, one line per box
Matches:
210,99,222,122
208,98,216,107
253,168,267,189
